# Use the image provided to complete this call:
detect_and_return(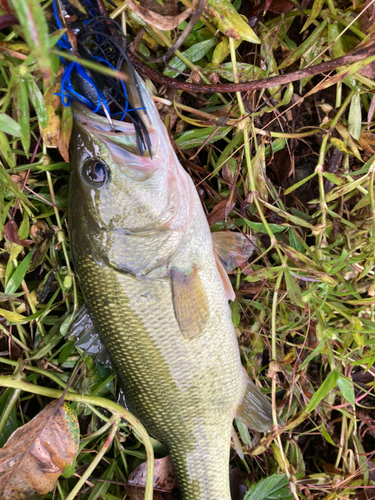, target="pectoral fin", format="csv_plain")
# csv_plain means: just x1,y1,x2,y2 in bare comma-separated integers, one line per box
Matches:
236,369,282,432
171,267,209,339
212,231,256,301
211,231,256,272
